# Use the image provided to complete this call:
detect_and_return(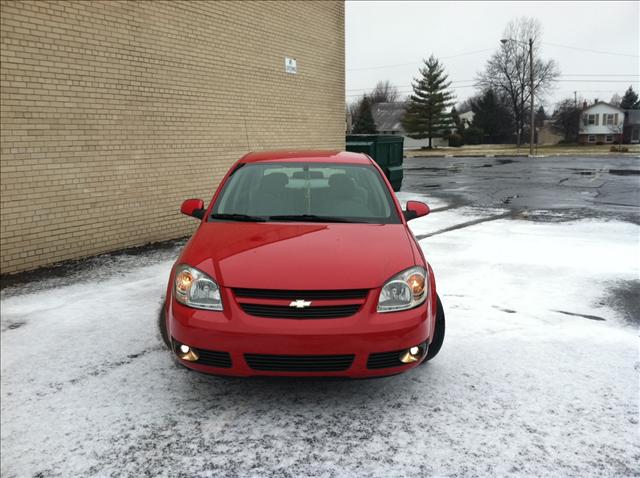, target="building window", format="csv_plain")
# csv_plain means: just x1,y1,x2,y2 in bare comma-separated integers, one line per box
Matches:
588,135,596,143
603,114,619,126
605,135,613,143
586,114,599,125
